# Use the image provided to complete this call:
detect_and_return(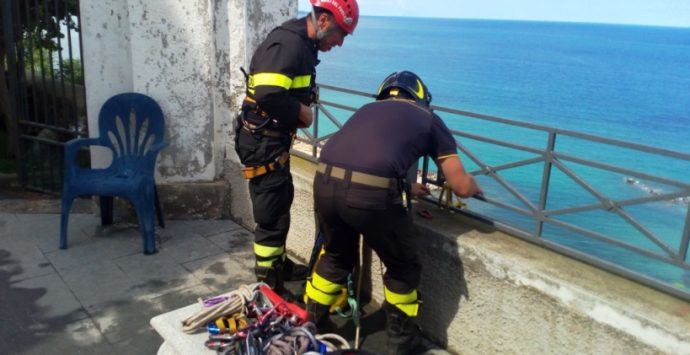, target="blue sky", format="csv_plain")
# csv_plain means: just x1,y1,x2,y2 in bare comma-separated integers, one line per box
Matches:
299,0,690,27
